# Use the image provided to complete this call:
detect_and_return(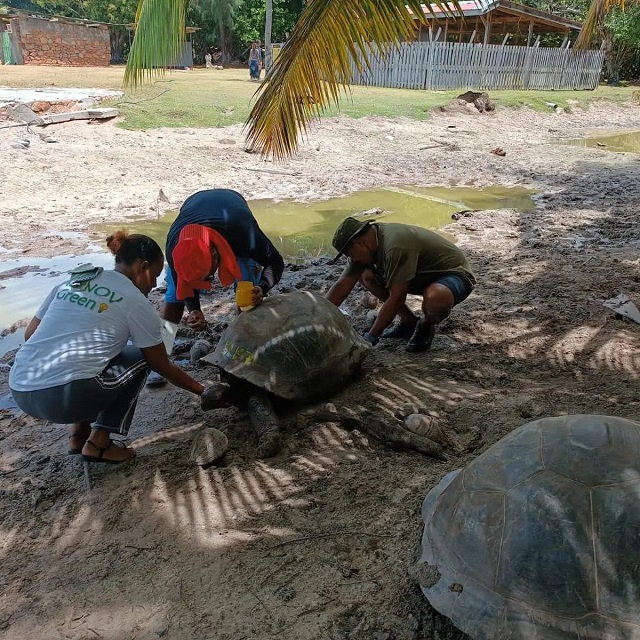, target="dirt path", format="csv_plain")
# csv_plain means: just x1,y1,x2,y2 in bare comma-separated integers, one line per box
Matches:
1,102,639,640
